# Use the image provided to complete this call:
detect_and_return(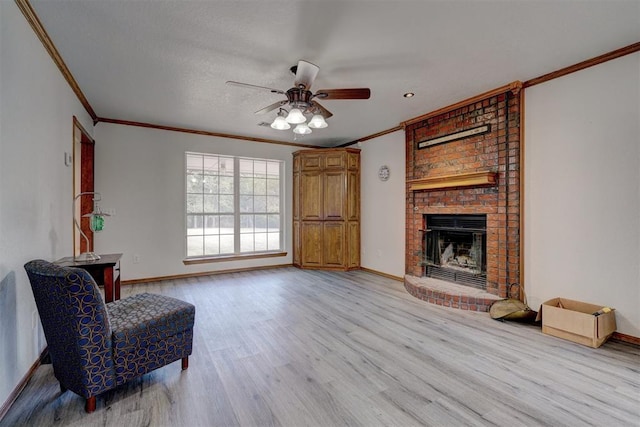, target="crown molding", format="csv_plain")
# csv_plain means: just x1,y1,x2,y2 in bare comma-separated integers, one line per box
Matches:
523,41,640,88
95,117,320,149
339,125,404,147
15,0,98,121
